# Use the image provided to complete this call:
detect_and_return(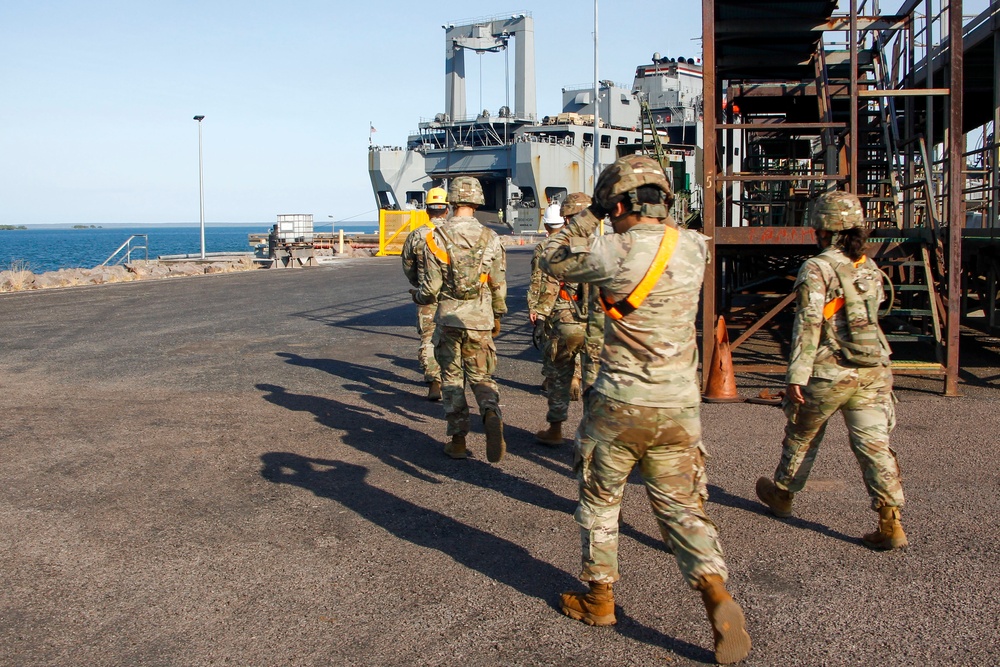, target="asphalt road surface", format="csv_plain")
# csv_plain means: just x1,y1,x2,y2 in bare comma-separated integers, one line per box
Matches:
1,248,998,666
